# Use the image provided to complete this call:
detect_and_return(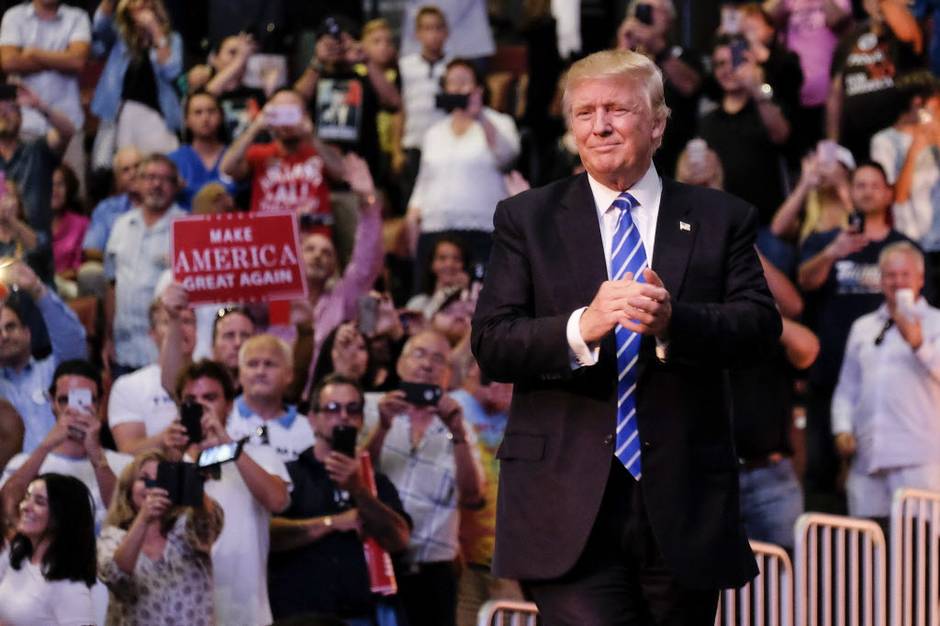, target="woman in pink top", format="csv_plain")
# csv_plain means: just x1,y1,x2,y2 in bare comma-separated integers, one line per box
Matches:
51,165,89,298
